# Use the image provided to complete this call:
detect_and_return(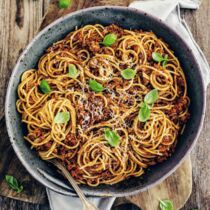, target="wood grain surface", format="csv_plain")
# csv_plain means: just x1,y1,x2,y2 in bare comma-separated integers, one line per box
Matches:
0,0,210,209
0,0,193,208
117,157,192,210
0,0,49,205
